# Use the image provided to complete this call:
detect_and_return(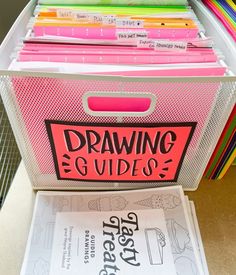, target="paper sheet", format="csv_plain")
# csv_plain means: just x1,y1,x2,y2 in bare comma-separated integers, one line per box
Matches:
38,1,188,7
185,196,209,275
189,201,209,275
20,186,204,275
9,59,226,76
49,210,176,274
